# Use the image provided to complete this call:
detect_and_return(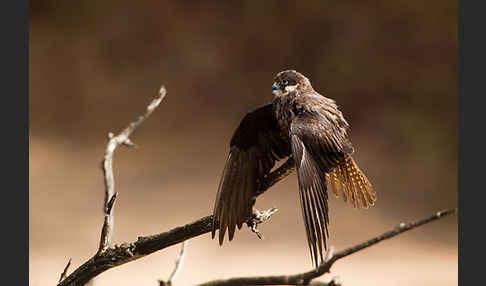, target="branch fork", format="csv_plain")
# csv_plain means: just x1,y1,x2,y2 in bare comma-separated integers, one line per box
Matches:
97,86,166,254
56,85,457,286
